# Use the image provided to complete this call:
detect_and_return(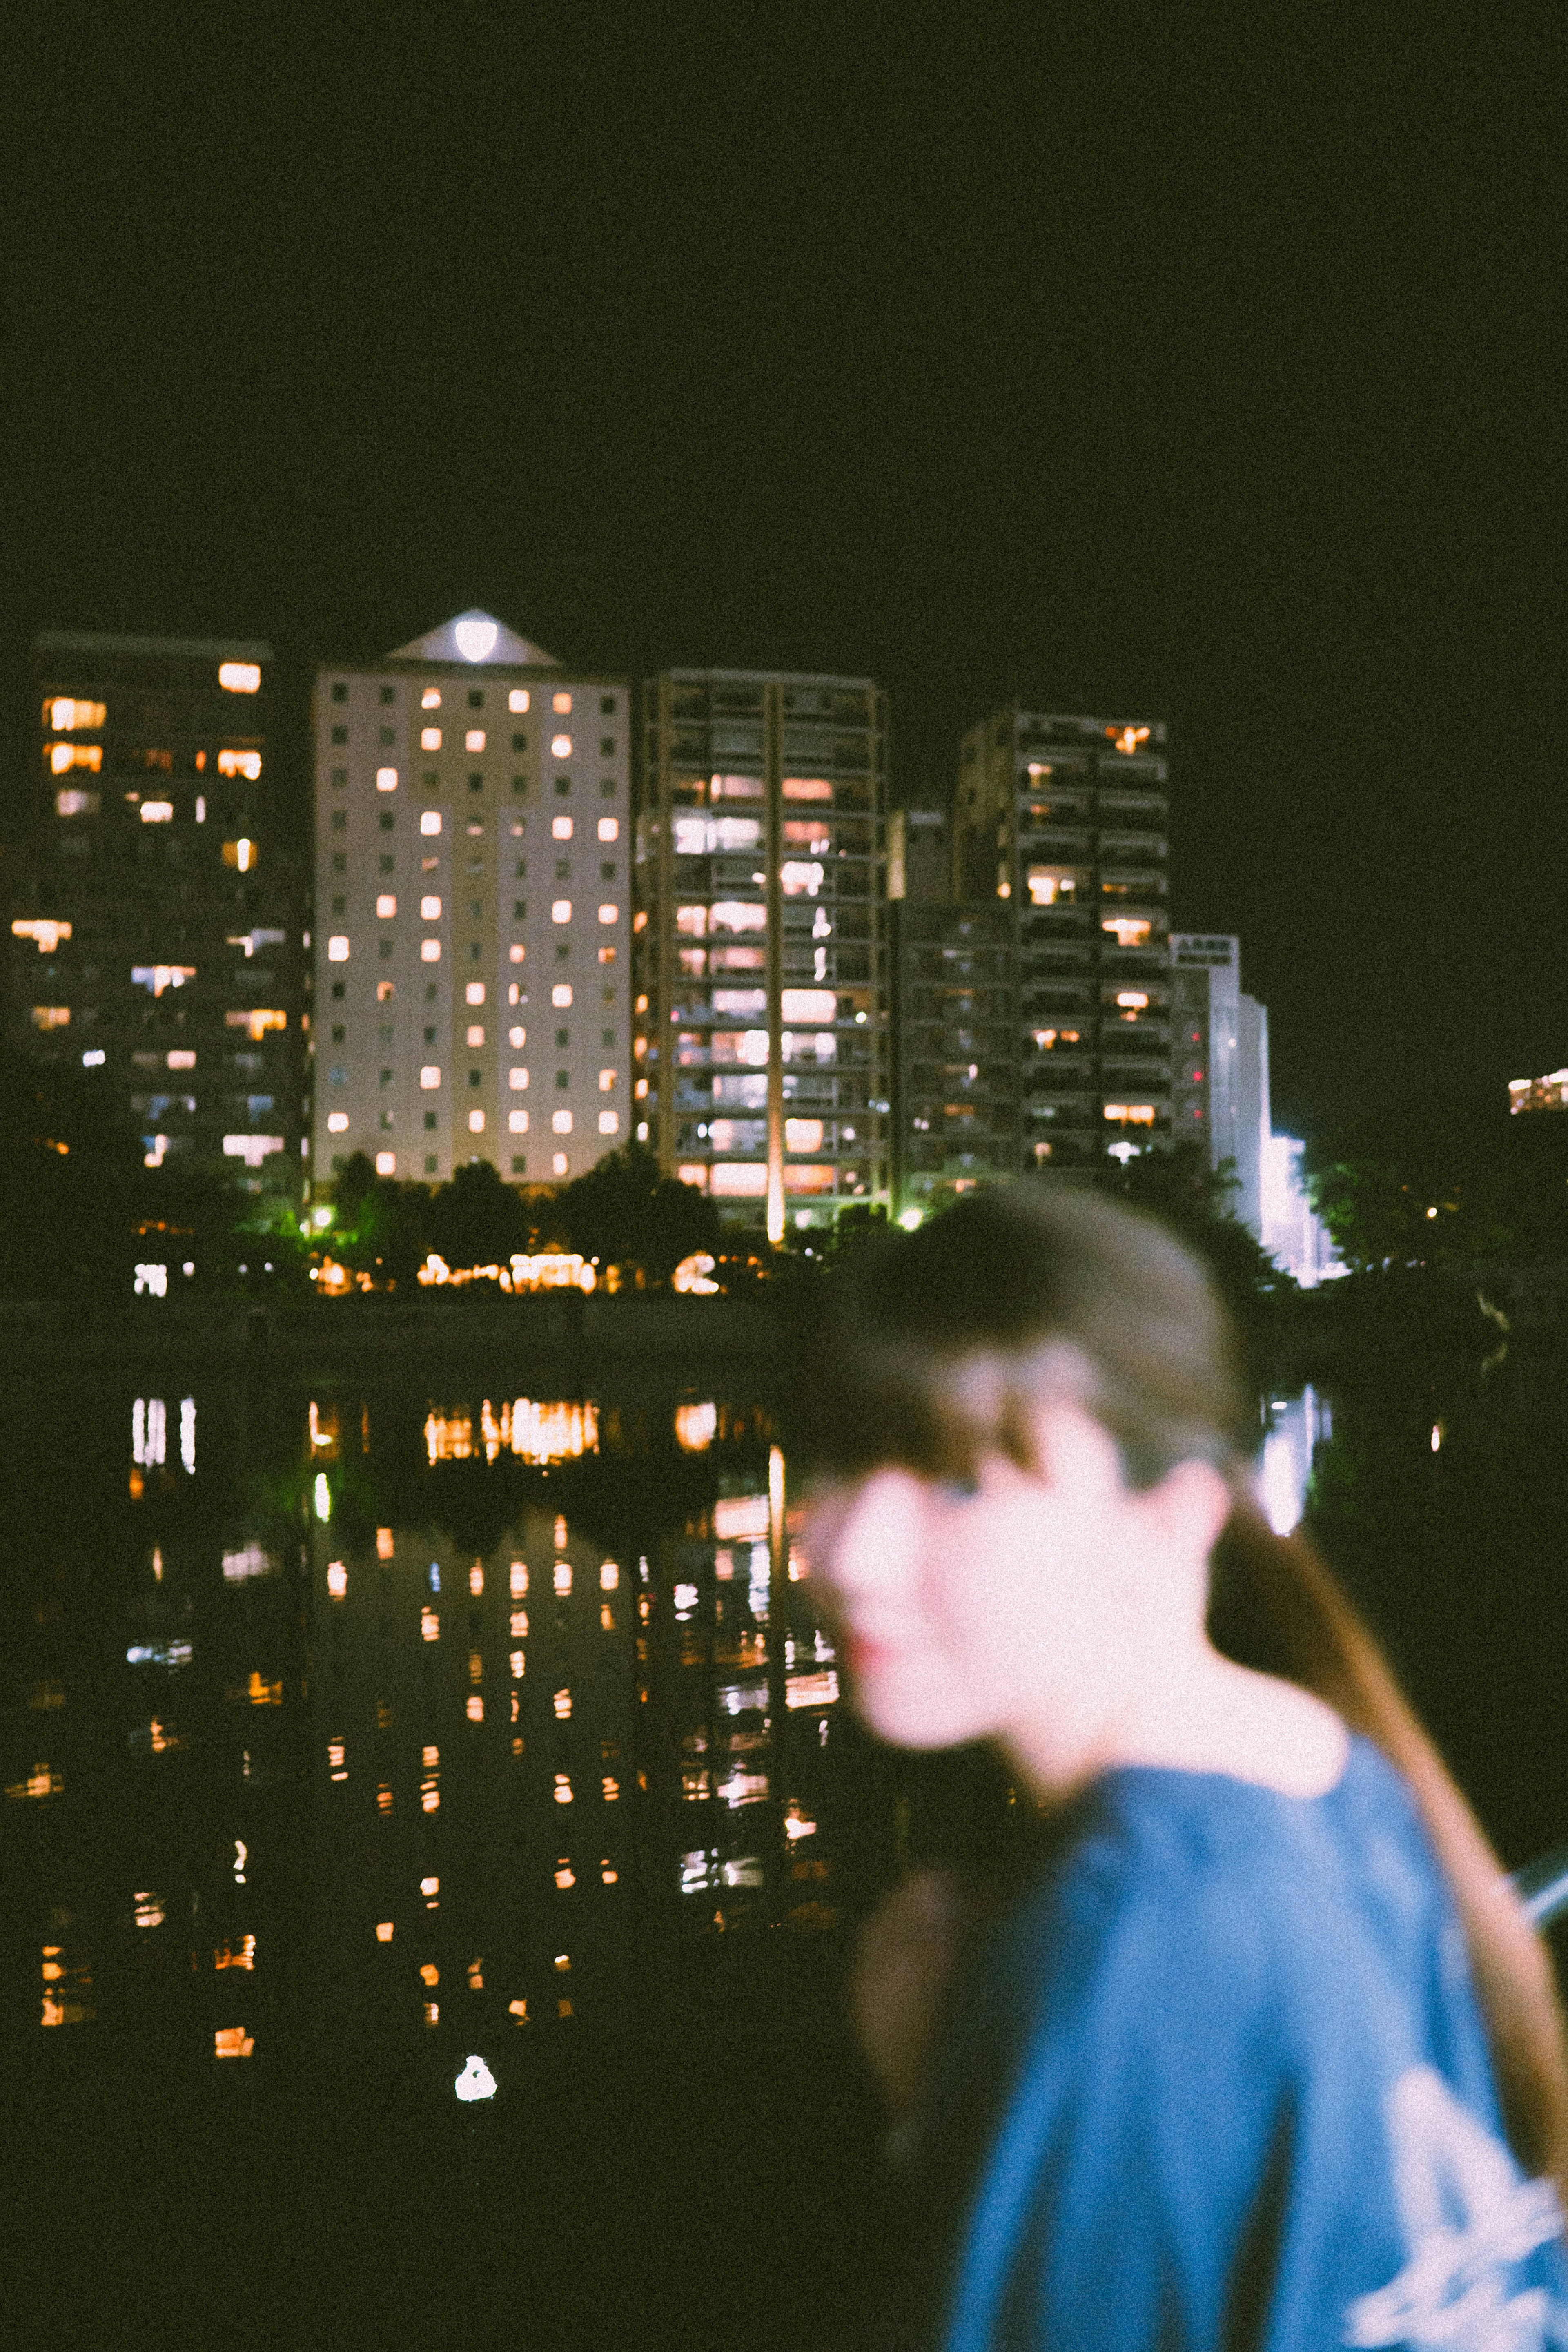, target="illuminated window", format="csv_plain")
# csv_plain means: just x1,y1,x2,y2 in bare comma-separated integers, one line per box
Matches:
421,939,441,963
552,692,572,714
510,1562,528,1597
226,1007,286,1039
420,895,441,919
12,917,72,952
551,734,572,759
554,1775,573,1804
375,1150,396,1174
376,894,396,919
1103,1103,1158,1126
421,810,441,836
597,903,618,926
142,801,176,825
219,663,261,693
466,730,485,752
466,981,485,1005
54,787,98,816
31,1006,70,1031
552,900,571,924
46,697,106,729
553,1688,572,1719
214,2027,255,2057
49,742,102,774
509,689,529,713
422,727,441,750
327,936,350,963
1102,916,1154,947
327,1111,350,1133
597,1110,619,1136
376,767,397,792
